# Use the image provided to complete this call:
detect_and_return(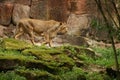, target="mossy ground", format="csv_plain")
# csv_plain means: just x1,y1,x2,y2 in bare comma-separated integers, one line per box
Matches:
0,38,119,80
